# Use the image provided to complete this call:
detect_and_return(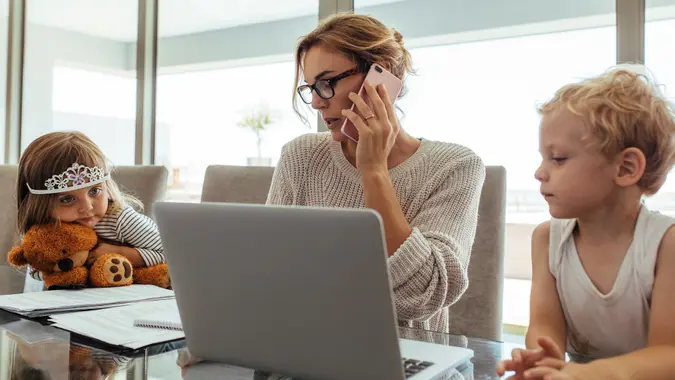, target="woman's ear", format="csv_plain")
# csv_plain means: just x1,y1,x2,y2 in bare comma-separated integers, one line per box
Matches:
615,147,646,188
